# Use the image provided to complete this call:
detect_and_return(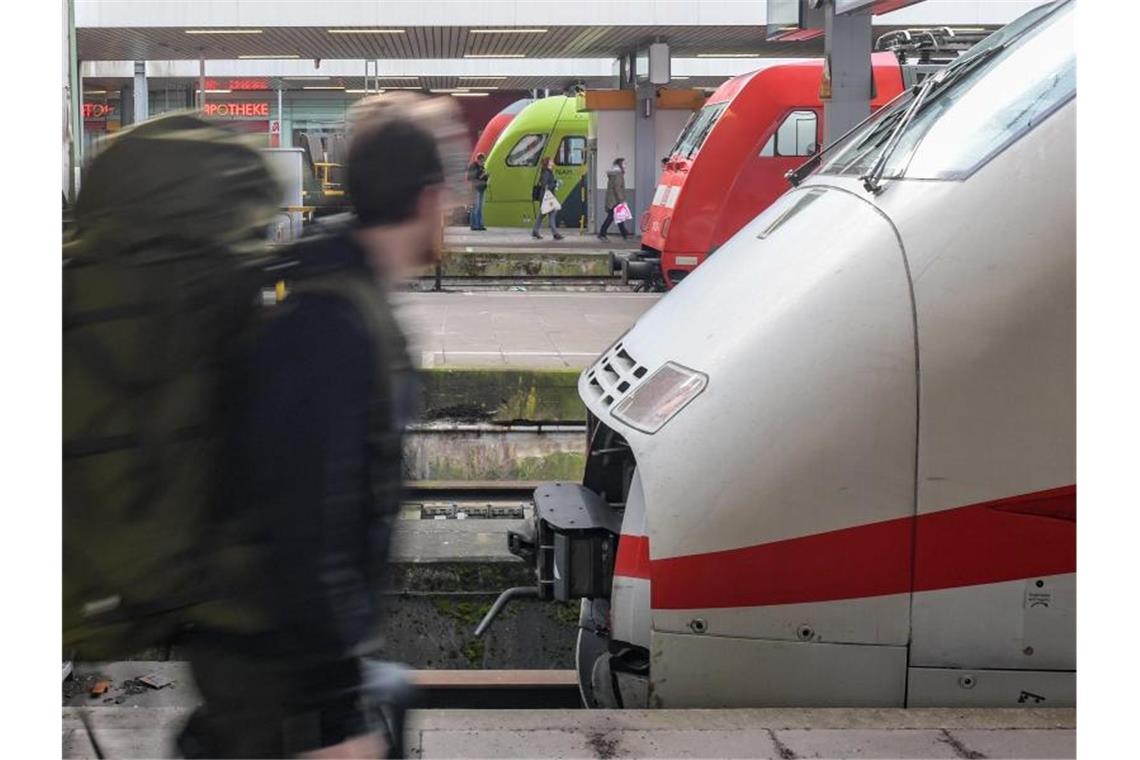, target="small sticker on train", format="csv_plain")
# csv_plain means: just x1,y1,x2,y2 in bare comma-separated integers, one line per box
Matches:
1024,582,1053,609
